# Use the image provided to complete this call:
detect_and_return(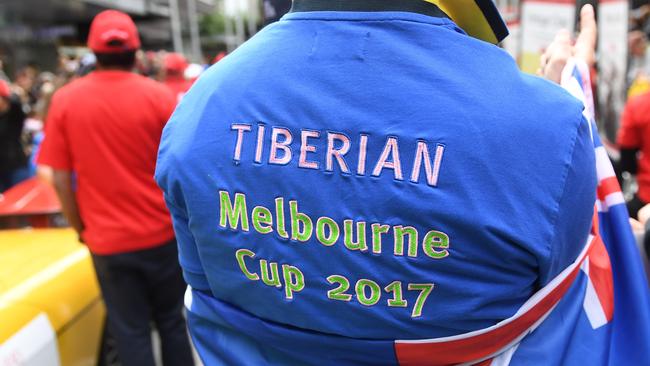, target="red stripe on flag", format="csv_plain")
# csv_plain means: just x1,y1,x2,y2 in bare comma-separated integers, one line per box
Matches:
597,177,621,202
394,242,590,365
